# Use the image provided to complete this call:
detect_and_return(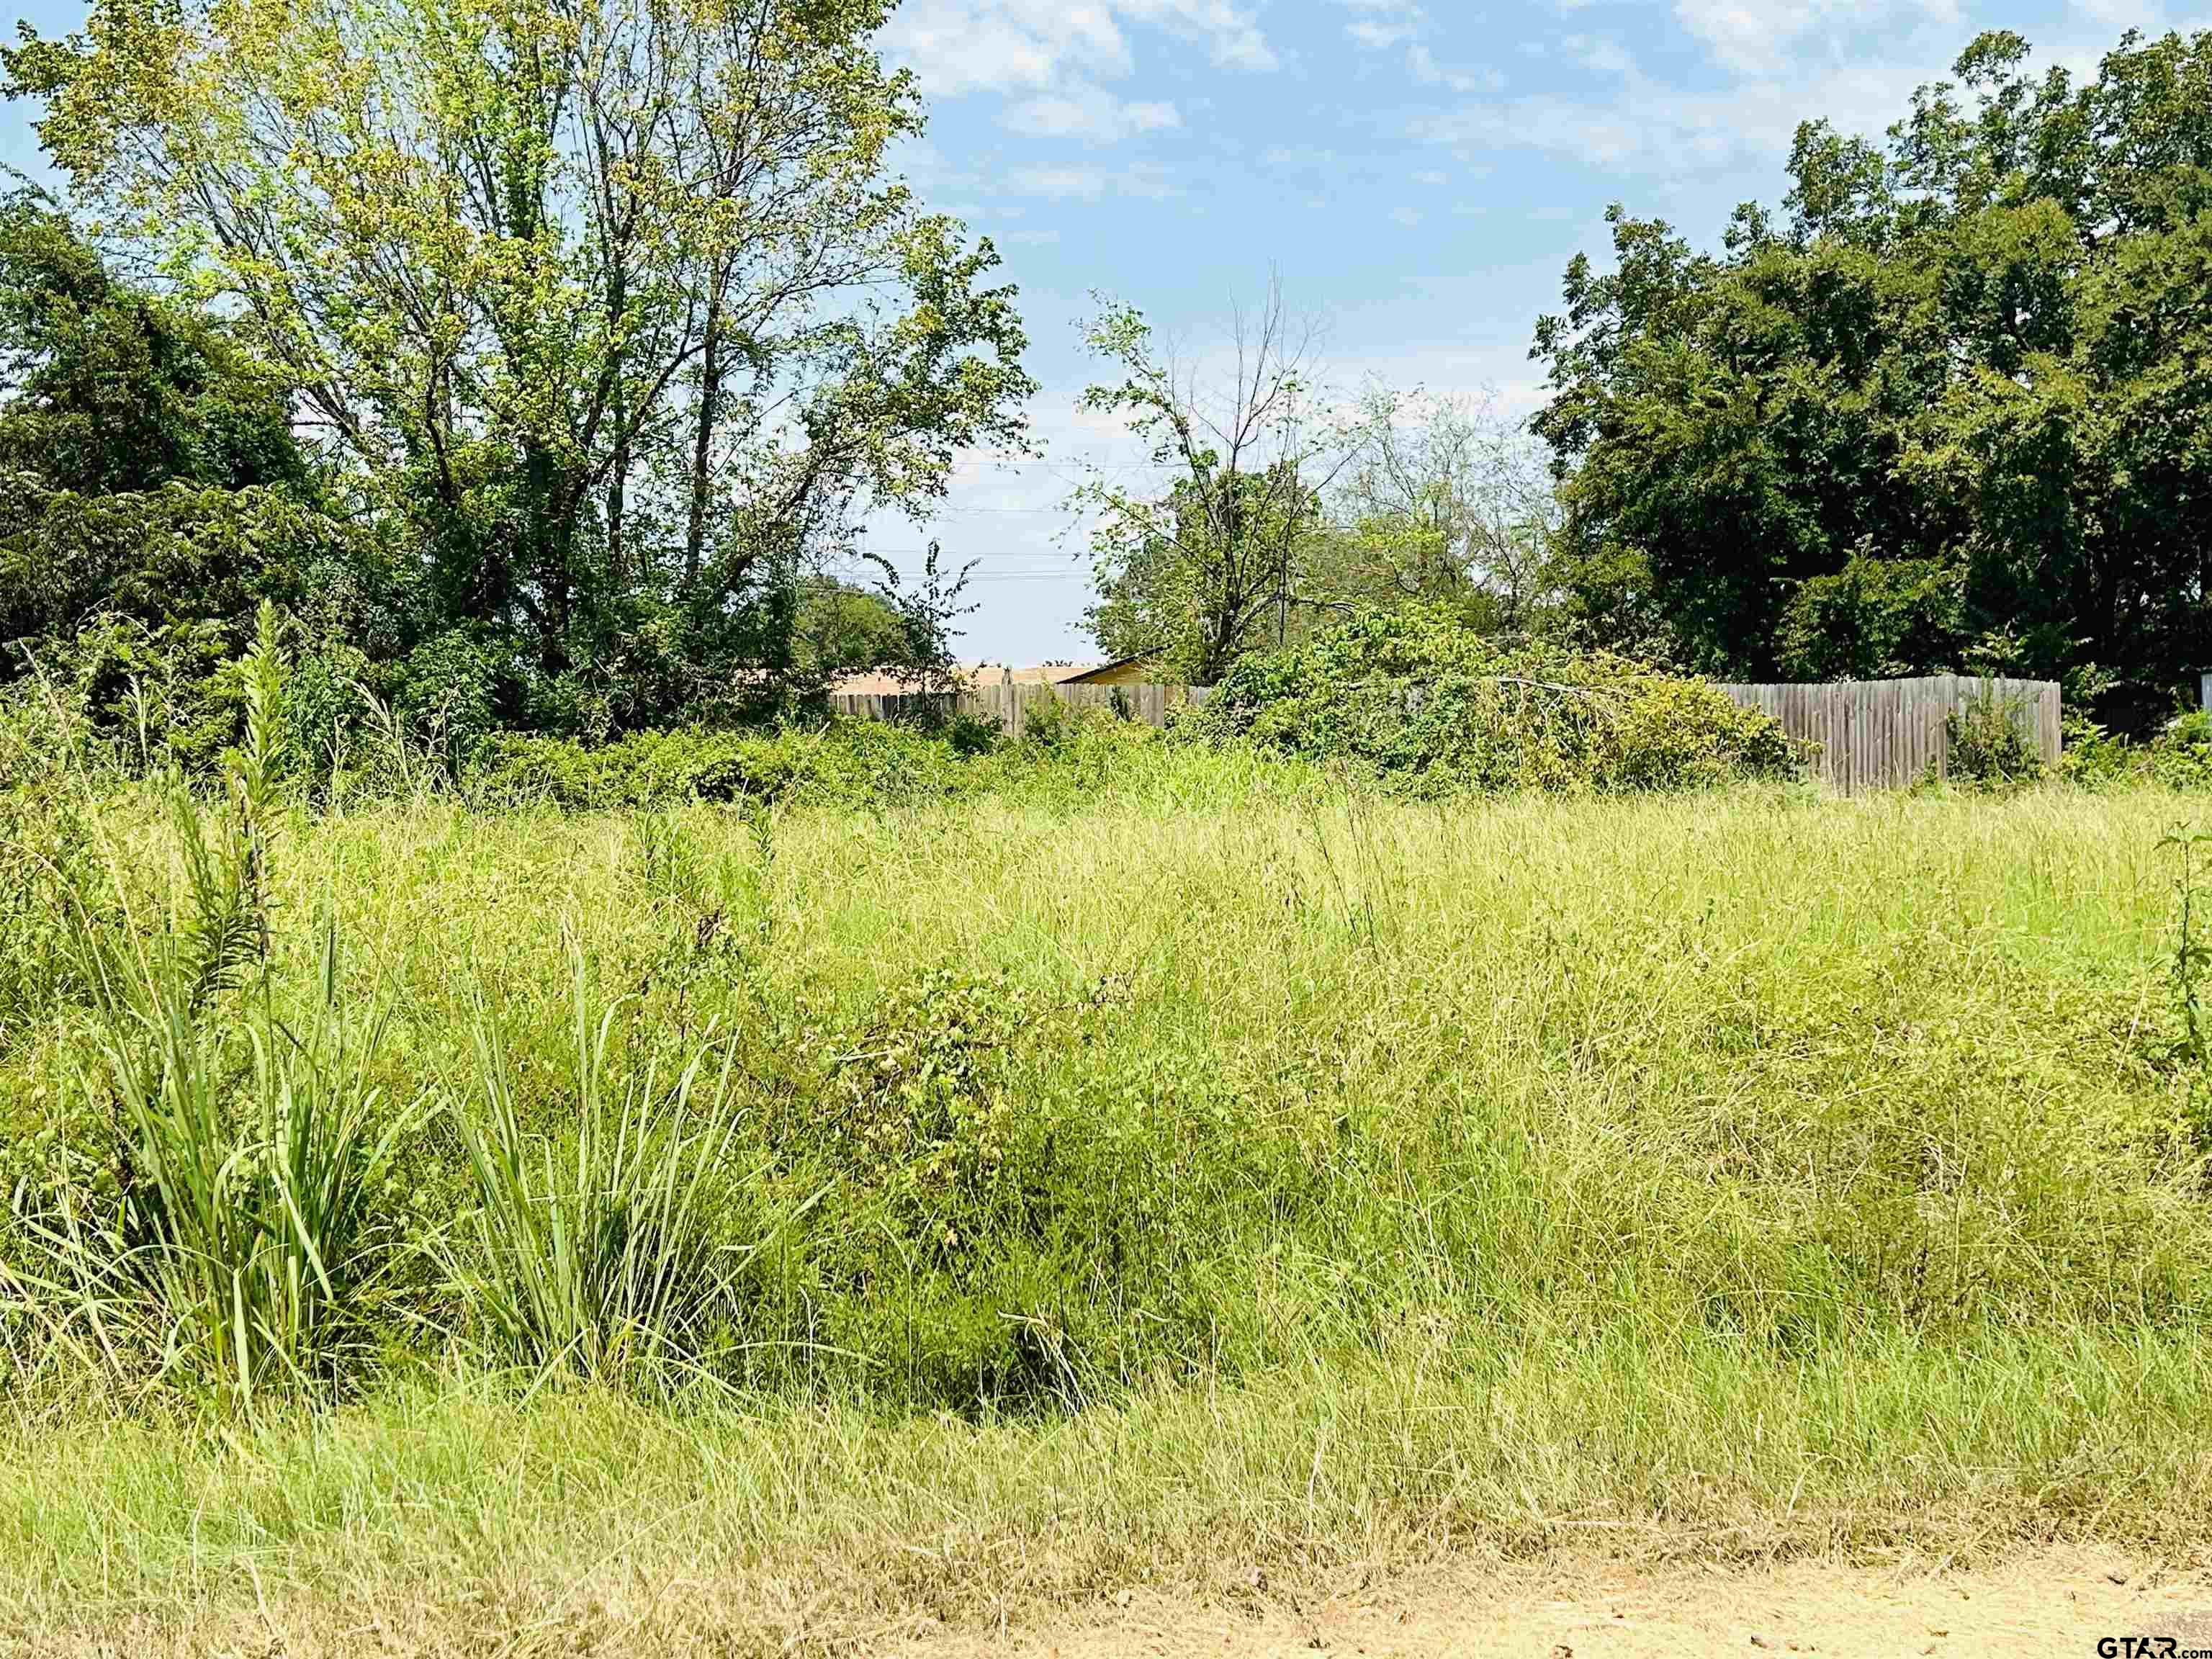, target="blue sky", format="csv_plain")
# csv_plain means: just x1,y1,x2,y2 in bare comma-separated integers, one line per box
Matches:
1,0,2195,662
